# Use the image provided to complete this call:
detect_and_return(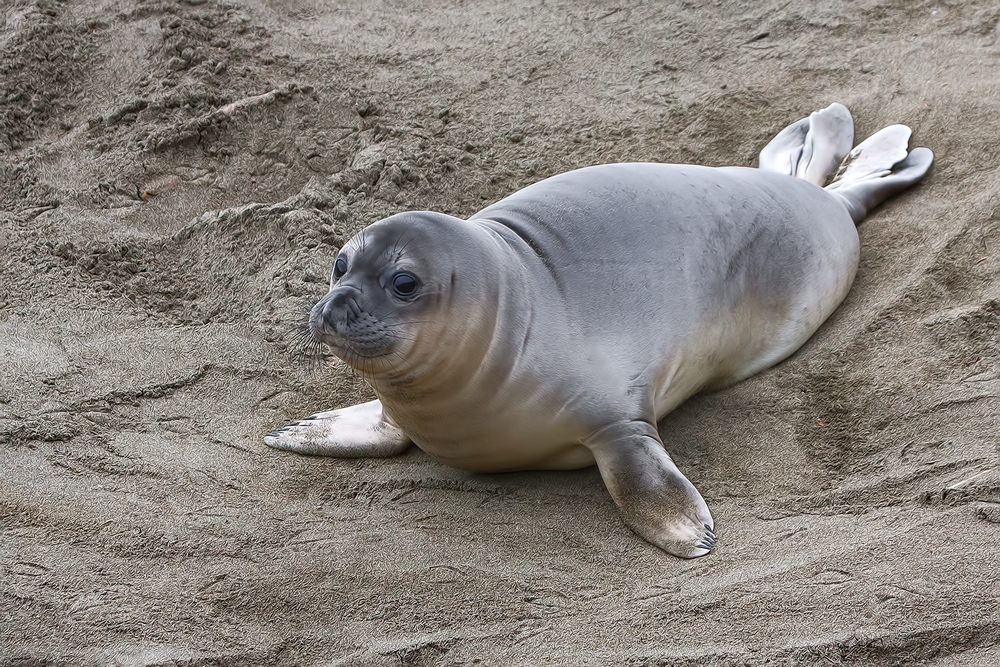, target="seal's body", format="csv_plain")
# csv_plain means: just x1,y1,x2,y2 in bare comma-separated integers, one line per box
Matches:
265,104,933,557
393,165,857,473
